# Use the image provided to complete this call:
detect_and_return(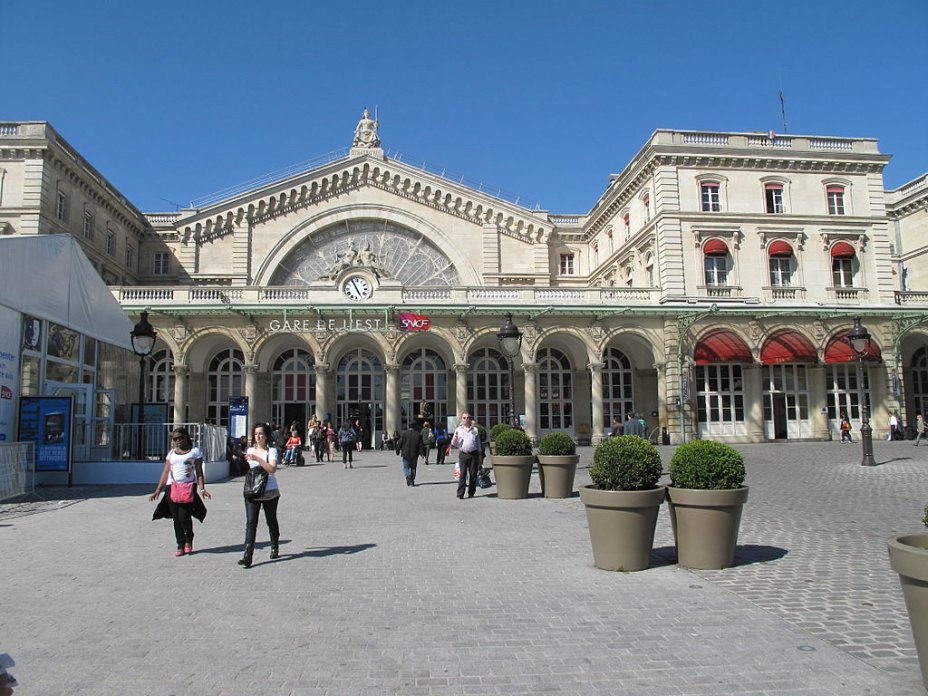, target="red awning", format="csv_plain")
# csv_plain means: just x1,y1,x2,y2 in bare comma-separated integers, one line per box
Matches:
831,241,855,258
764,183,783,190
694,330,753,364
826,185,845,193
703,239,729,256
768,240,793,257
824,334,883,363
760,330,818,365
